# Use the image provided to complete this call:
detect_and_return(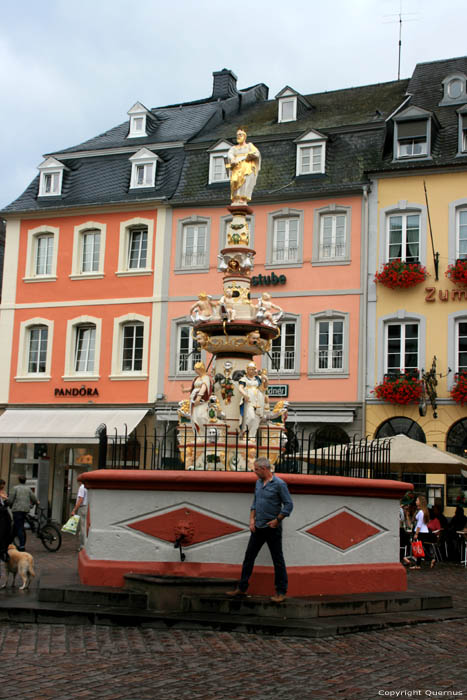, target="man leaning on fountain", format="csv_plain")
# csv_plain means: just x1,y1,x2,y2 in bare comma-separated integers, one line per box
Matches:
227,457,293,603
